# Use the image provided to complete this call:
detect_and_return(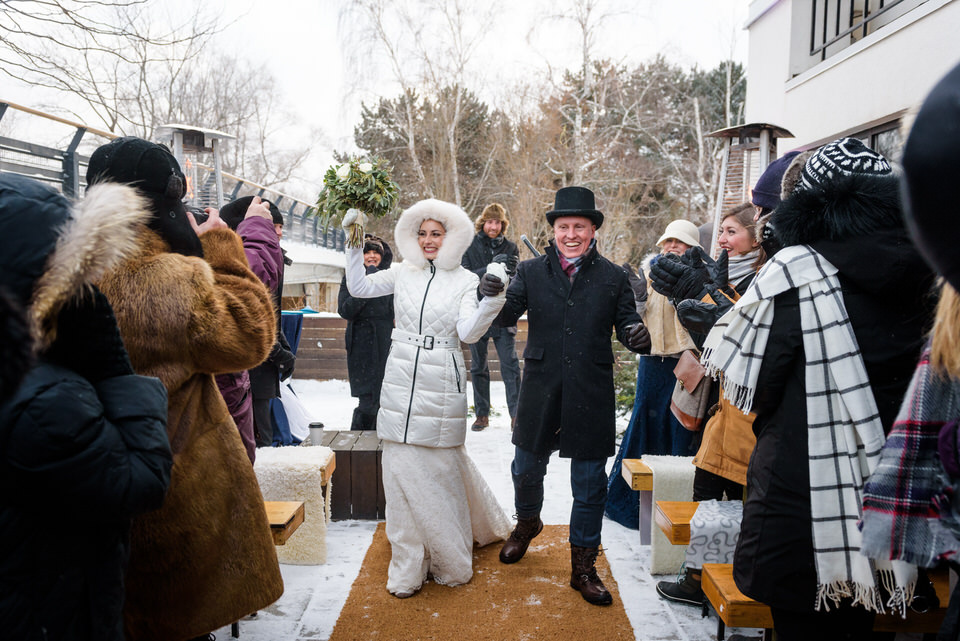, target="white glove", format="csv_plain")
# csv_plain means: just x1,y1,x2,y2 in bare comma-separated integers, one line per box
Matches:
341,208,367,231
